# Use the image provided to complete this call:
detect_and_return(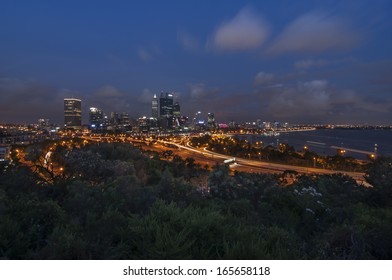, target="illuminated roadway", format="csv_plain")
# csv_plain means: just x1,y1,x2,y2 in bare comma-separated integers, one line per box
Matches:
159,139,368,185
81,135,368,186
